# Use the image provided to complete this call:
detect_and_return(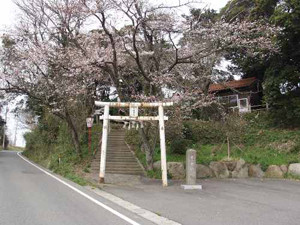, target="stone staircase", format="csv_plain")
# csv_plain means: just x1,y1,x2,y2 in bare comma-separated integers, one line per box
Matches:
91,128,145,176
